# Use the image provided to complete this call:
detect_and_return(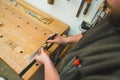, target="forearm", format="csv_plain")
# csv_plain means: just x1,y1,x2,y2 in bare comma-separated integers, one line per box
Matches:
44,58,60,80
64,34,83,43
